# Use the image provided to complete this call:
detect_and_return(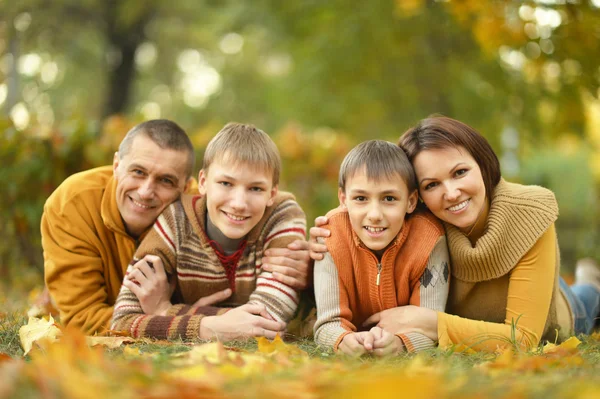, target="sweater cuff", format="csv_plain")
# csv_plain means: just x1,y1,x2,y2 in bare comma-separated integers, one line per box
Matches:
166,304,191,317
333,331,353,352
